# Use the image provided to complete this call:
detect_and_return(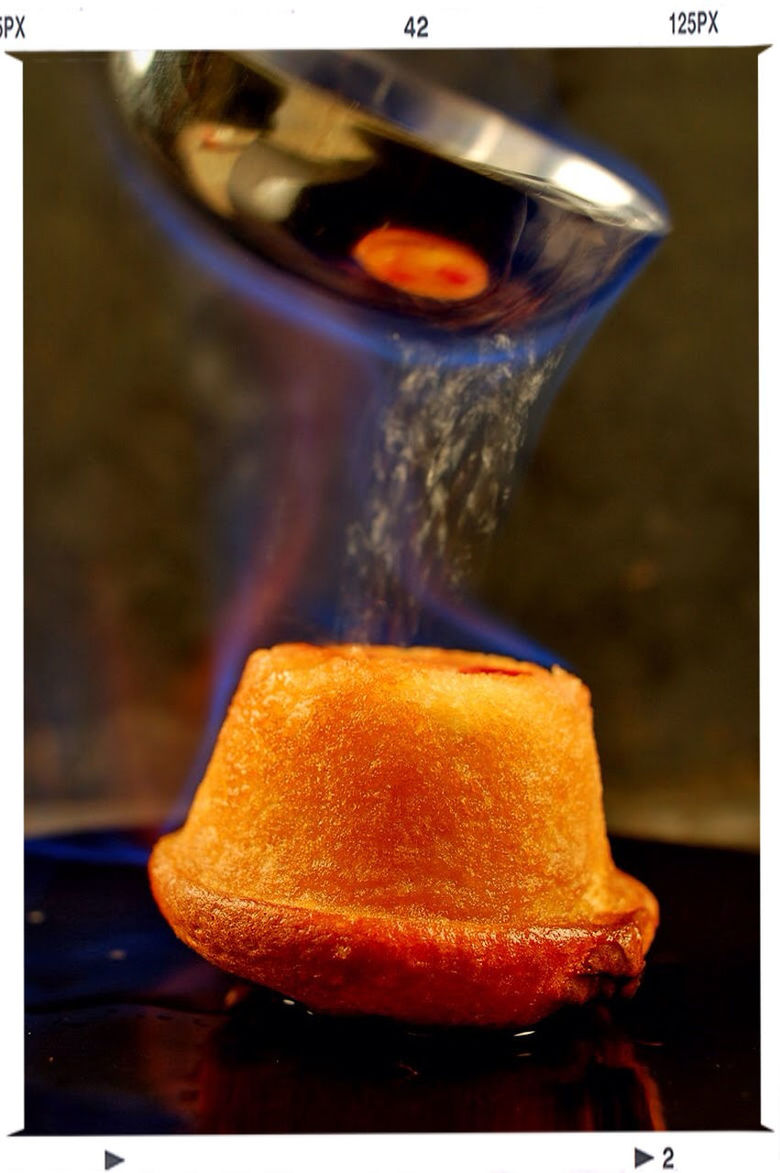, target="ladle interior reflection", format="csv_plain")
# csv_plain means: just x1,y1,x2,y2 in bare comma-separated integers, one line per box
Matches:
110,50,669,333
